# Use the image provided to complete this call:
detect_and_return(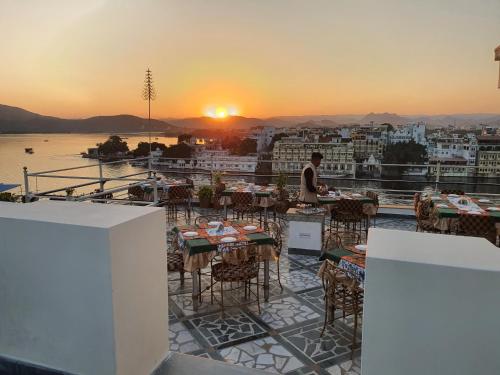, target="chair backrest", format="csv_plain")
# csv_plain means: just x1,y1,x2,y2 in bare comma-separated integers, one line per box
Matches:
266,221,282,253
321,260,362,300
416,200,431,219
322,231,343,253
169,185,190,200
413,192,421,212
337,198,363,214
366,191,379,206
195,215,224,225
441,189,465,195
232,191,254,207
128,185,144,200
458,214,496,243
185,178,194,188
